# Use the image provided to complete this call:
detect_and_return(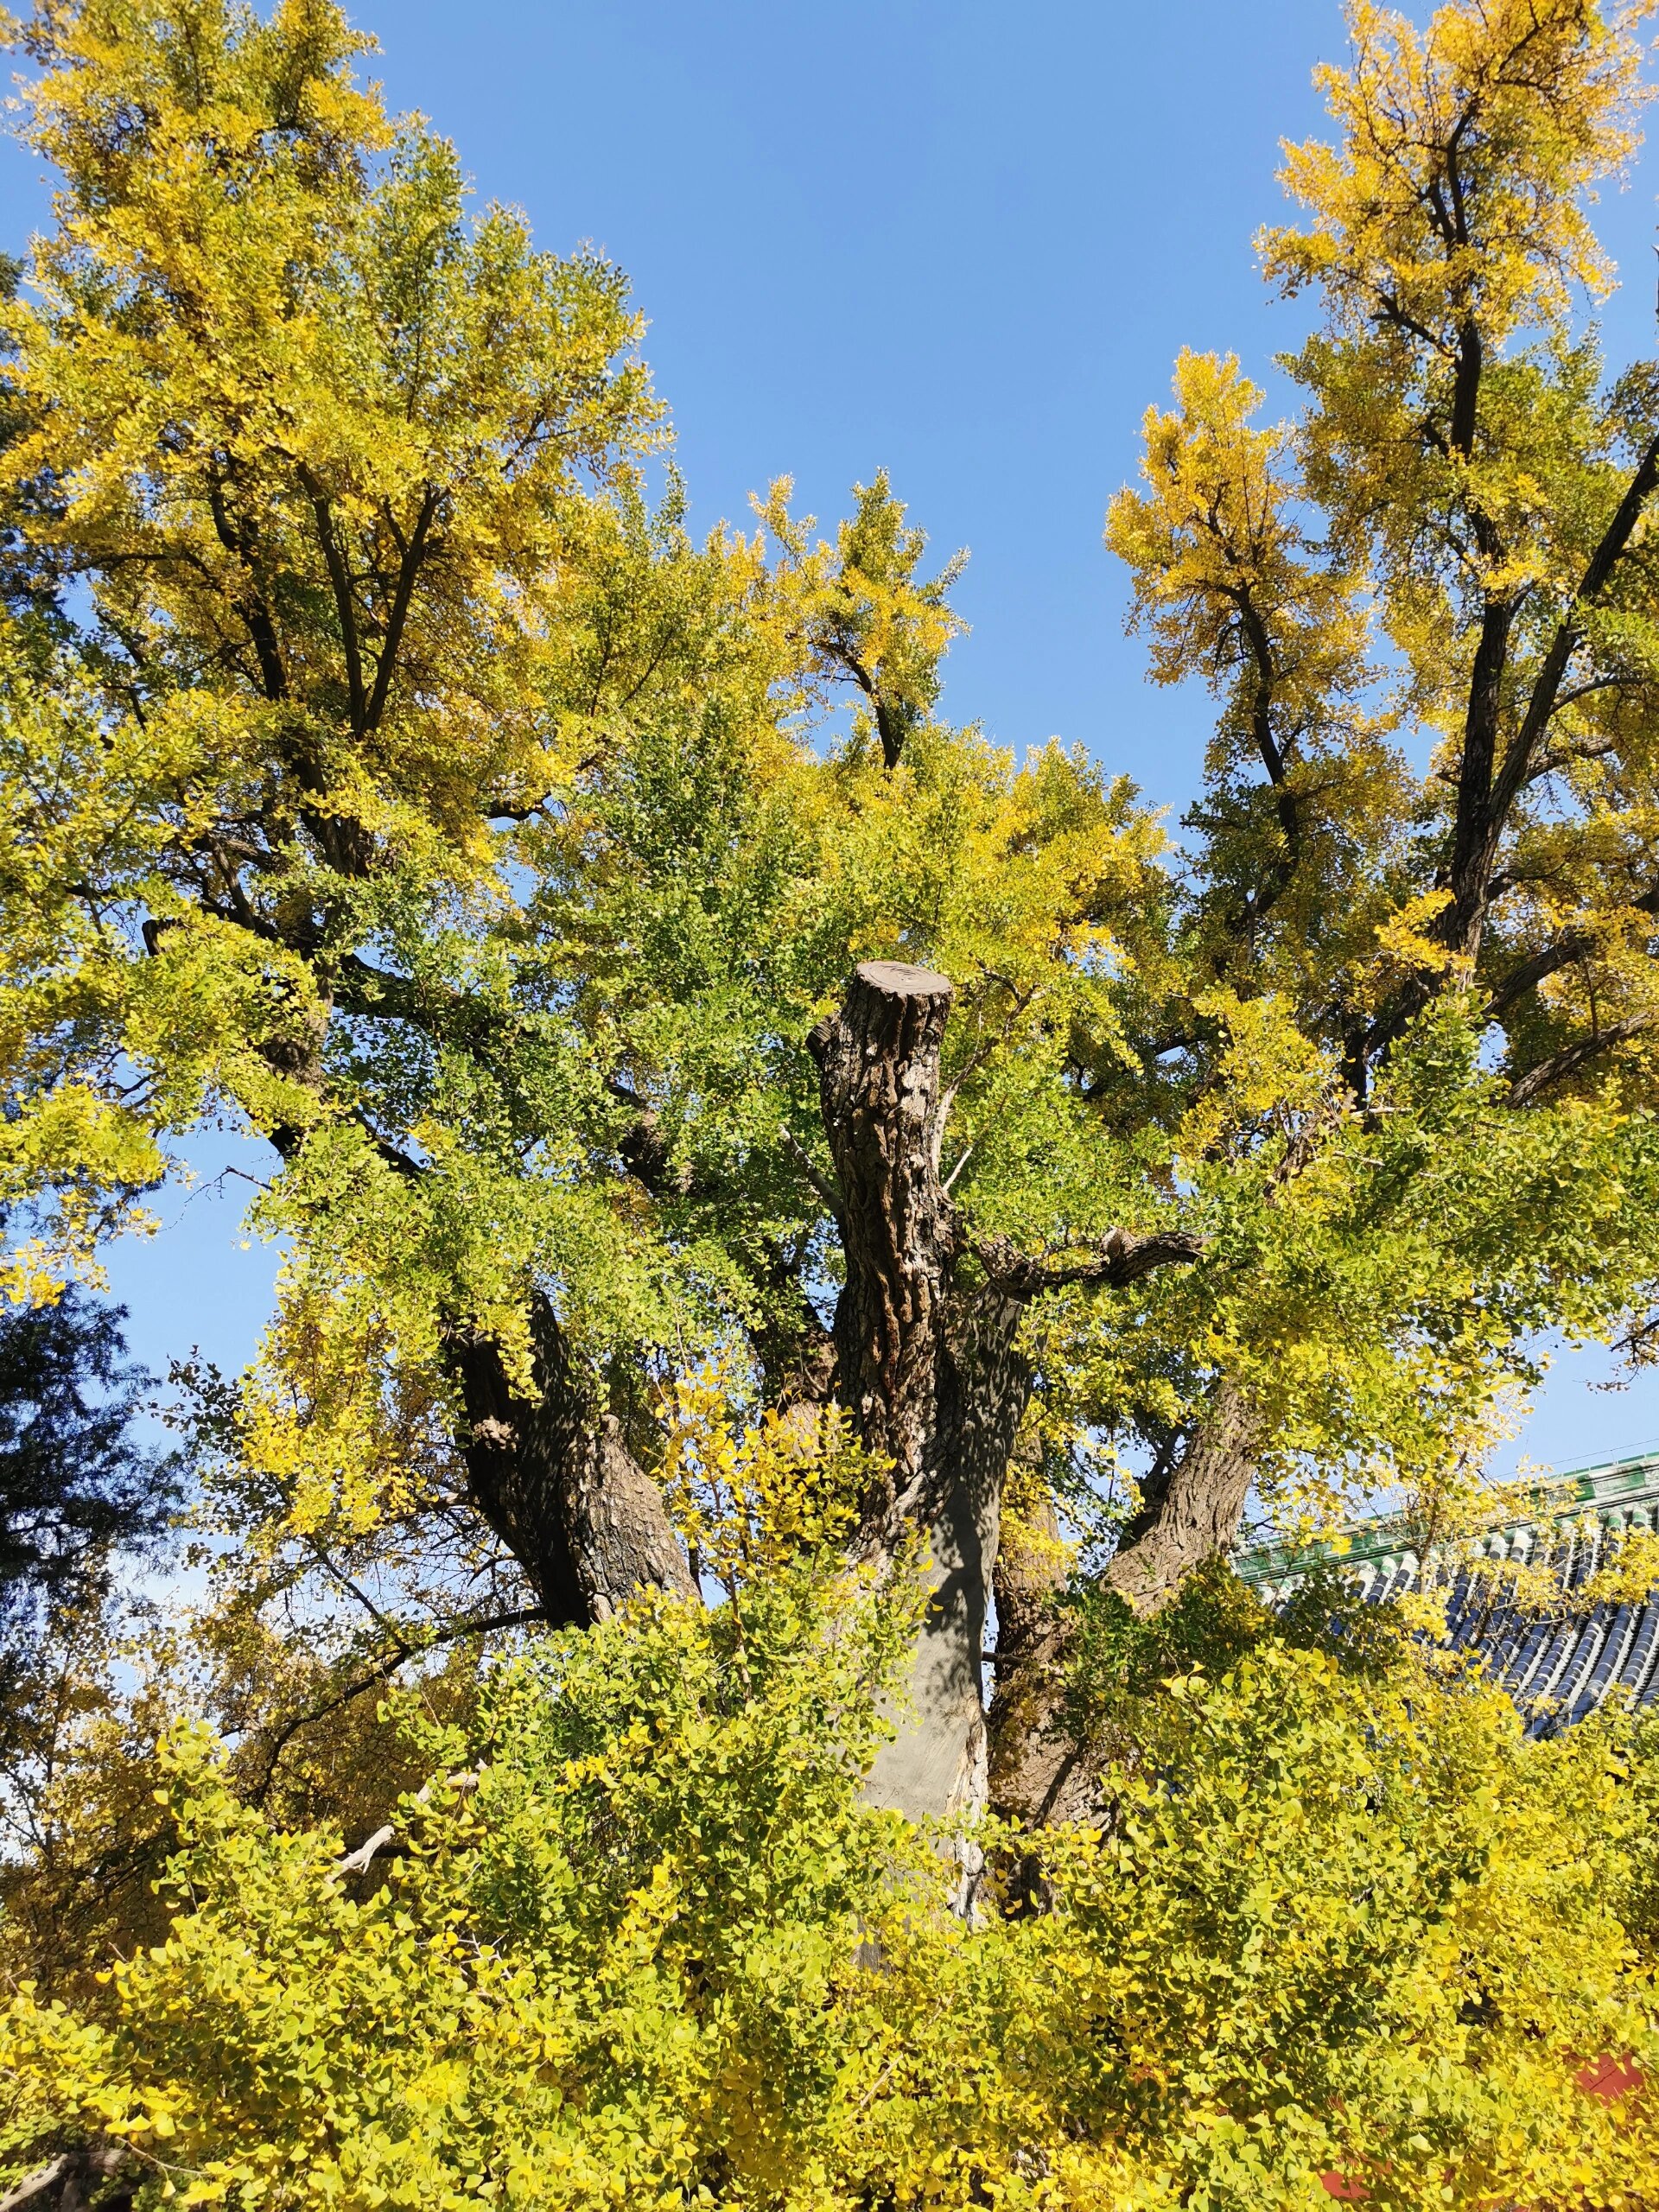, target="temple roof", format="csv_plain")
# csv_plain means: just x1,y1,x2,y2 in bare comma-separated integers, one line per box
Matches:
1232,1452,1659,1735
